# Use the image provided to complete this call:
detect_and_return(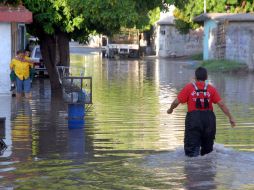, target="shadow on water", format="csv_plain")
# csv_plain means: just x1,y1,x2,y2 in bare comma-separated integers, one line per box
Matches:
0,54,254,189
